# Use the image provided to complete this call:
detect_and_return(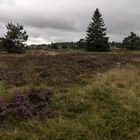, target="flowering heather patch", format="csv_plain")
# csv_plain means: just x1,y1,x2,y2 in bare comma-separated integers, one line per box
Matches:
0,68,26,86
0,57,40,86
0,88,58,120
36,54,140,85
9,94,33,118
27,88,52,104
0,53,139,86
